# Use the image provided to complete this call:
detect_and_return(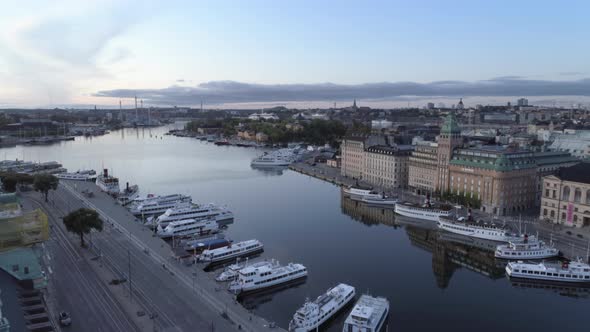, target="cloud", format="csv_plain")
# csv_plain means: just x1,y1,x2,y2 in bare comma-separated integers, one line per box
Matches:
93,77,590,106
559,71,585,76
176,79,185,82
